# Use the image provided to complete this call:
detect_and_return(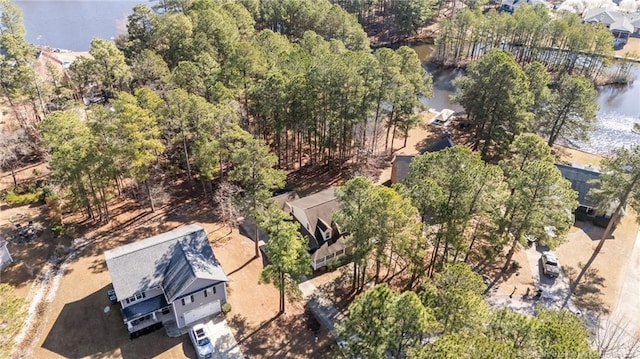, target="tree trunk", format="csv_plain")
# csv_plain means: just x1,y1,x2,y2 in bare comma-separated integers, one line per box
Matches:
10,167,17,188
279,272,285,313
145,180,155,212
182,136,192,183
252,216,261,255
352,261,358,293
